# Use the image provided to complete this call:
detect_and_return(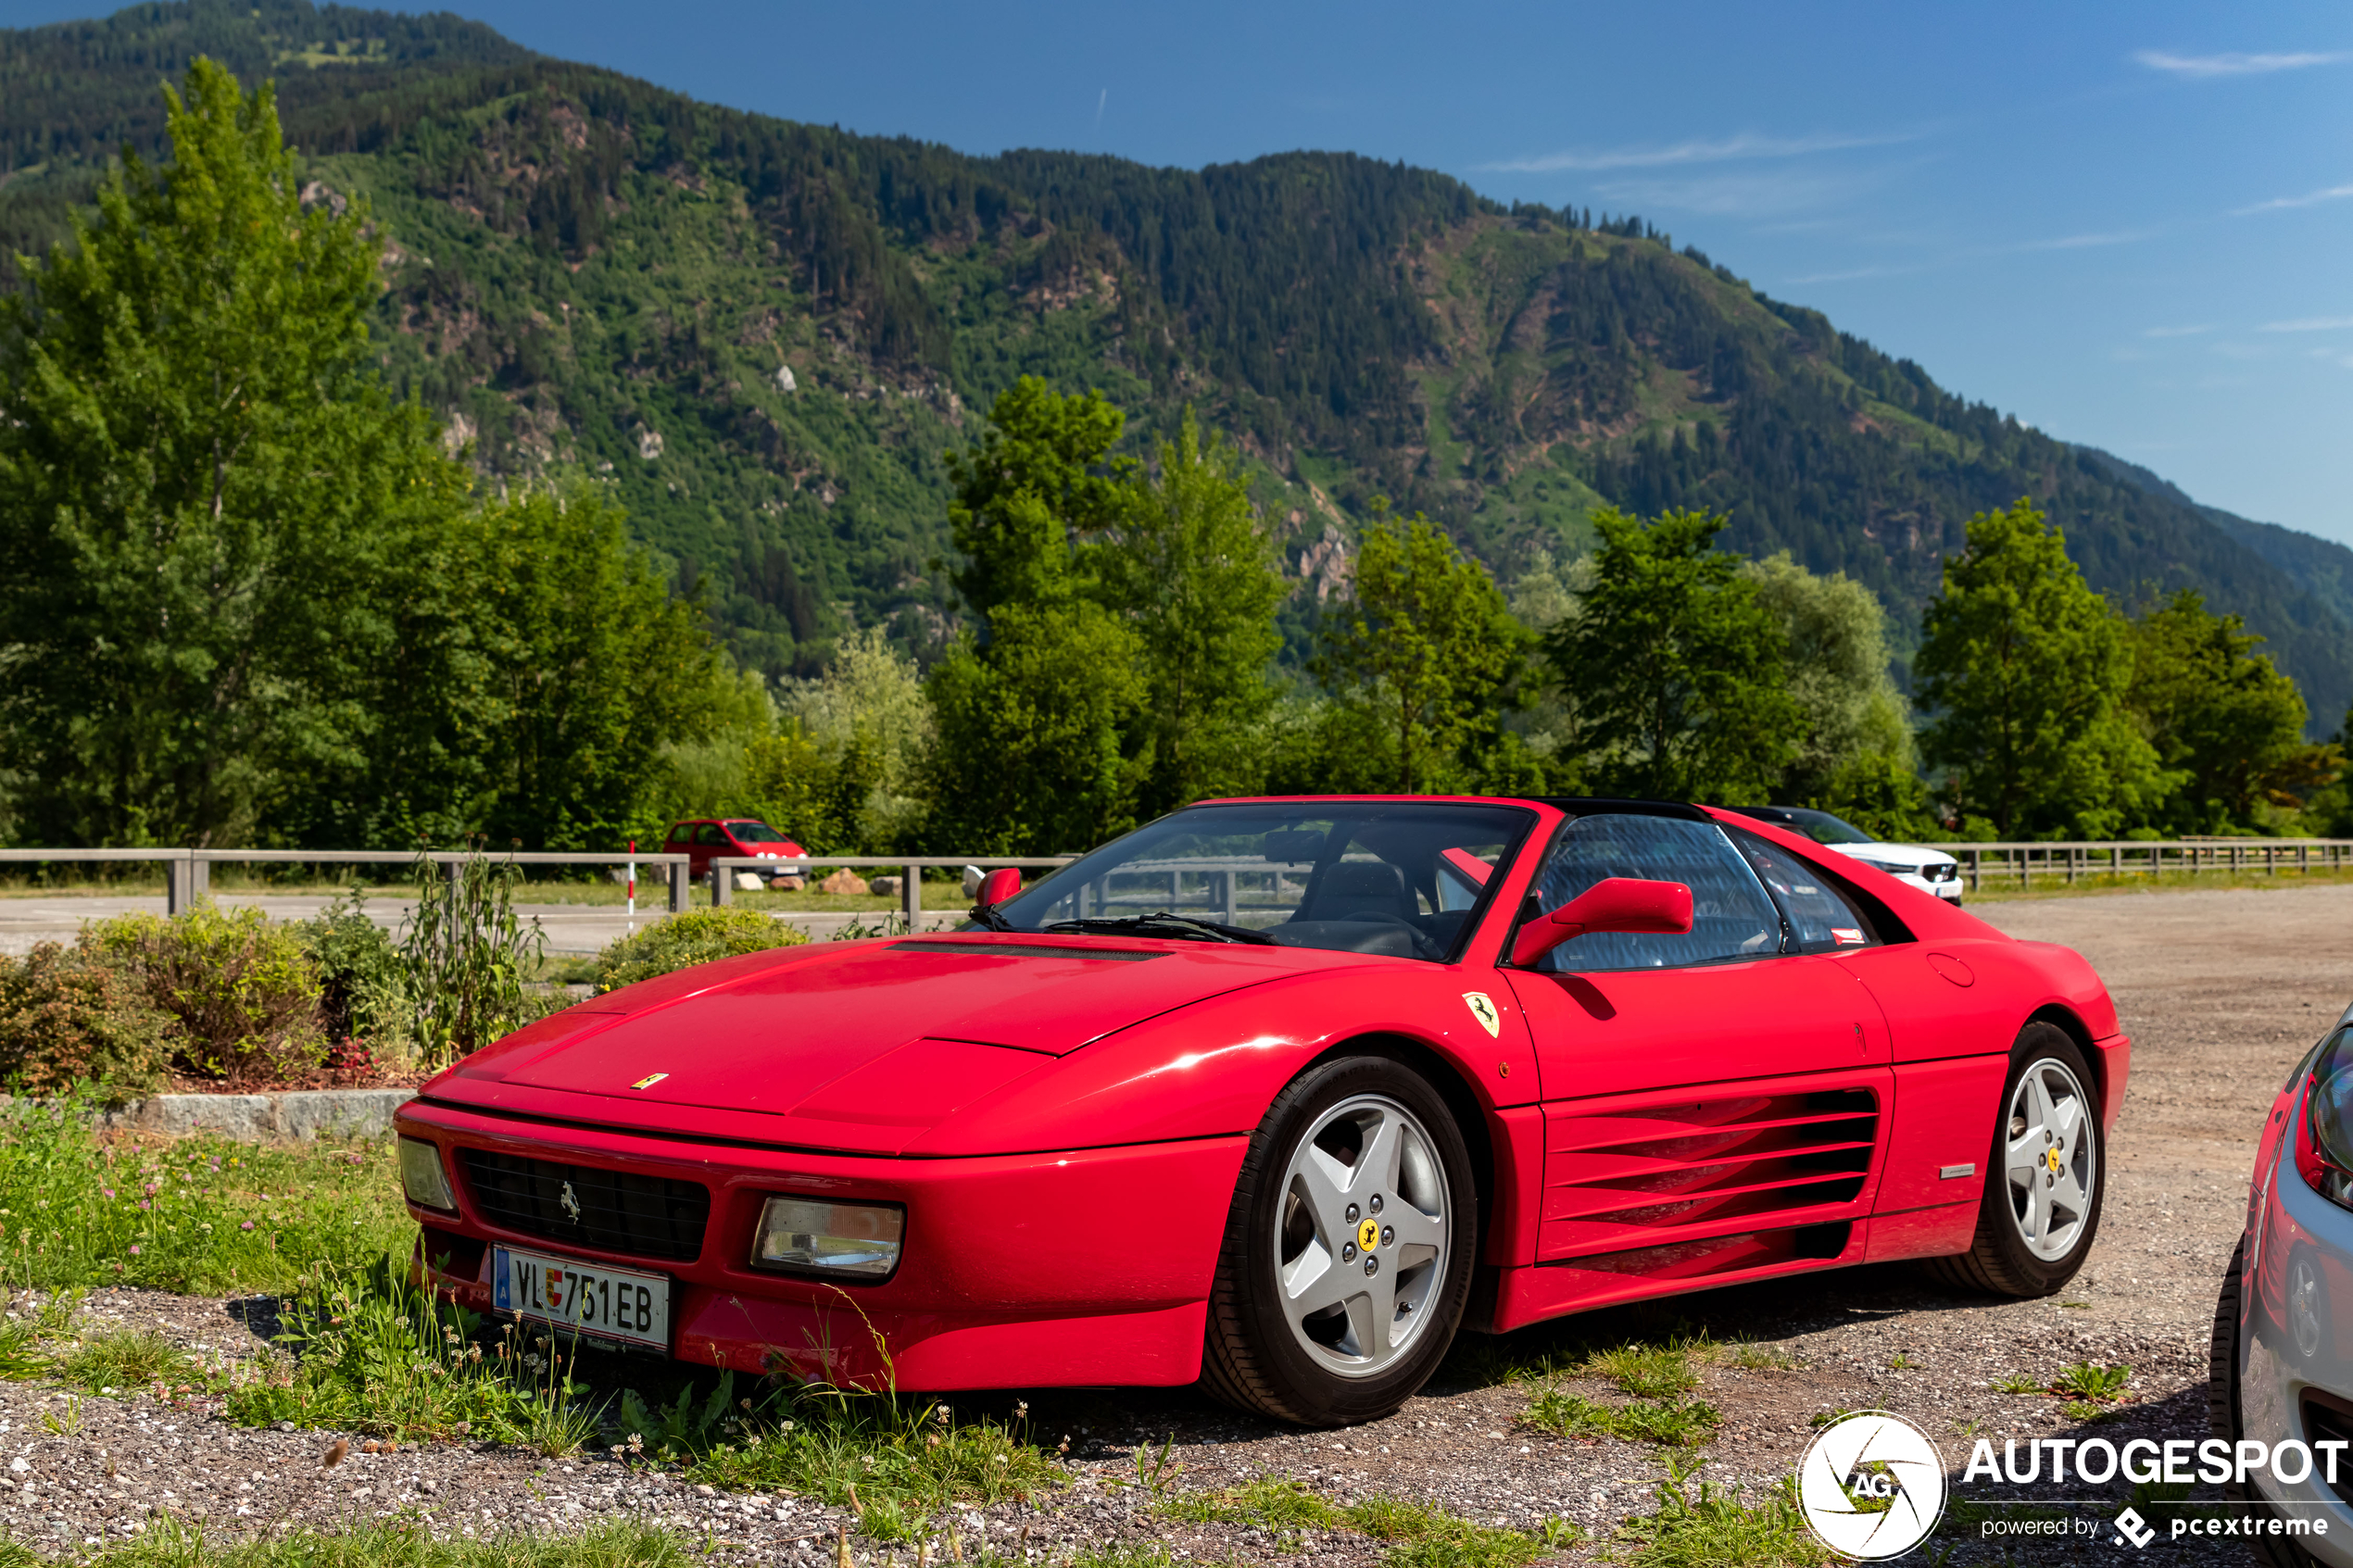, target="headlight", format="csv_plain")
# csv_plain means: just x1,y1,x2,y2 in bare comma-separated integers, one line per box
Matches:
397,1136,456,1212
2300,1030,2353,1211
751,1197,904,1280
